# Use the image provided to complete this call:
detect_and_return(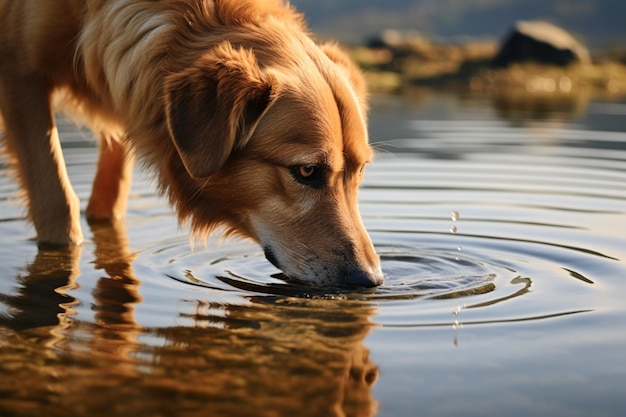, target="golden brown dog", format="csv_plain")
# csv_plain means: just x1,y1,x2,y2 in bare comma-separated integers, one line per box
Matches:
0,0,383,288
